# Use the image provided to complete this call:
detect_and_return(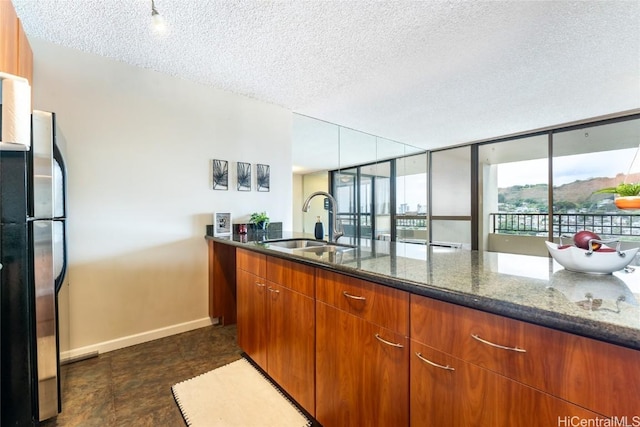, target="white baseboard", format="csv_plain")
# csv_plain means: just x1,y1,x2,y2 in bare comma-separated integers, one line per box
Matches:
60,317,218,363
